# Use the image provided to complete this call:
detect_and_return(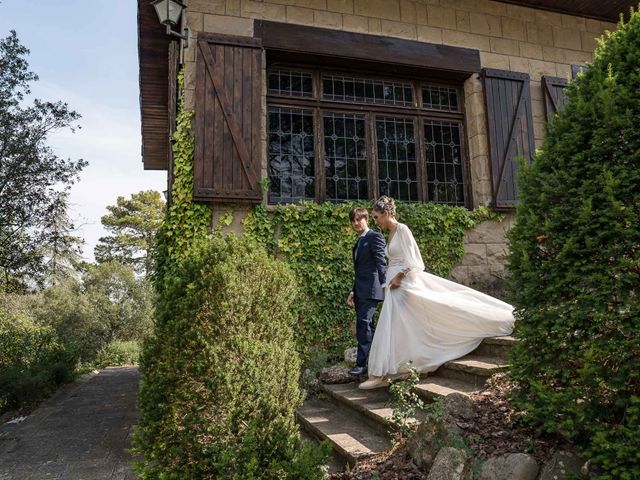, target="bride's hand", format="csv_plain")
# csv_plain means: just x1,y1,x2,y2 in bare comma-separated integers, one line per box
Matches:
389,273,404,289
